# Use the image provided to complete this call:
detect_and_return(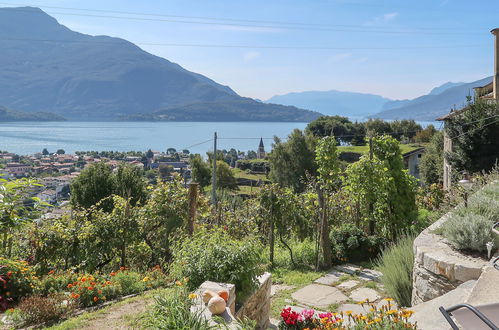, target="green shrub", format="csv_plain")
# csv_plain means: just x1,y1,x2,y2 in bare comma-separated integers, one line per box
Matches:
112,270,146,295
443,214,497,253
171,226,264,301
37,271,79,296
458,193,499,221
330,224,386,263
375,233,416,307
273,238,316,269
143,288,212,330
